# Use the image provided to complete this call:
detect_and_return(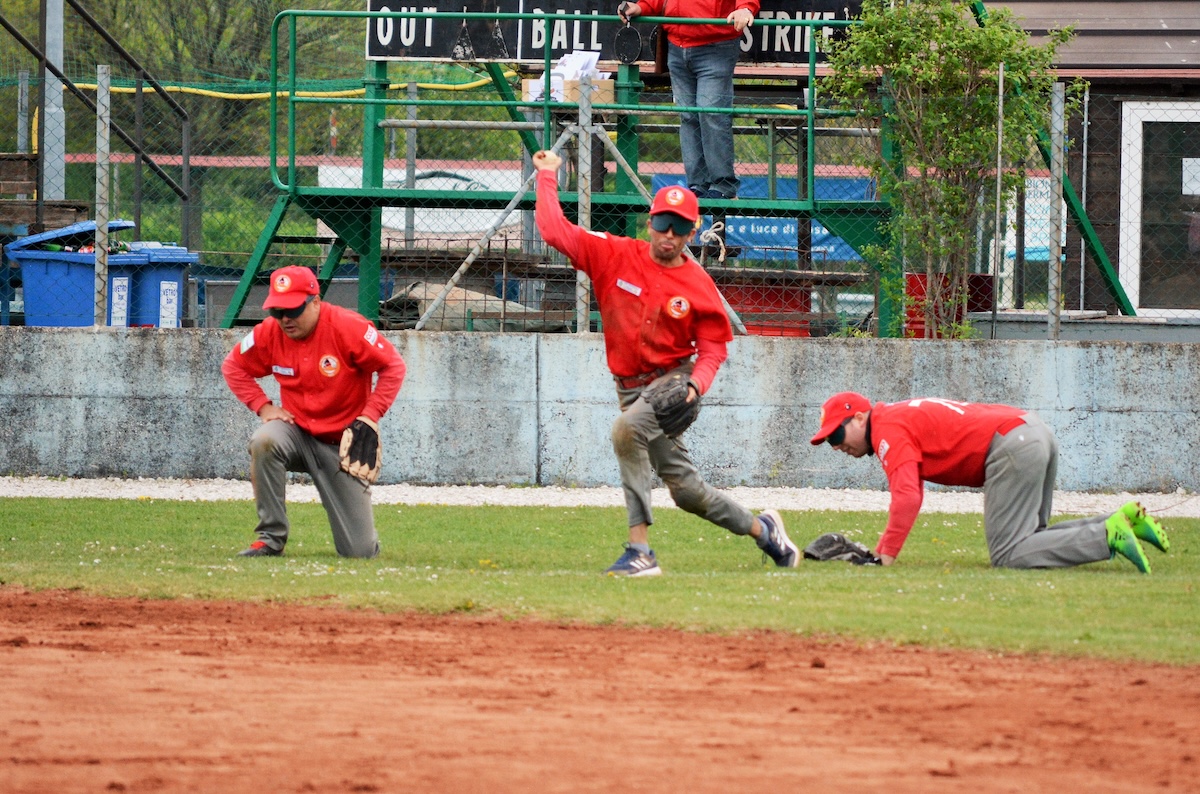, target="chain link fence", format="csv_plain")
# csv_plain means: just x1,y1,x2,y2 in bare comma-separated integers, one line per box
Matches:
2,4,1199,335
